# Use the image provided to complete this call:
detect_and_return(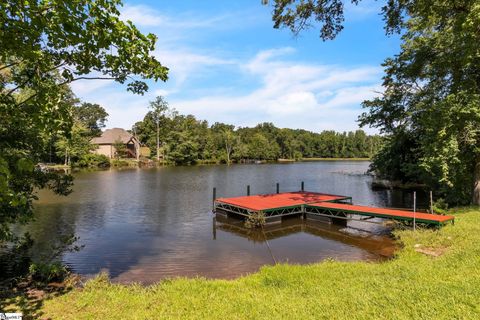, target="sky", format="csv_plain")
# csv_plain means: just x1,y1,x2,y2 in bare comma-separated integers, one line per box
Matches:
71,0,401,133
